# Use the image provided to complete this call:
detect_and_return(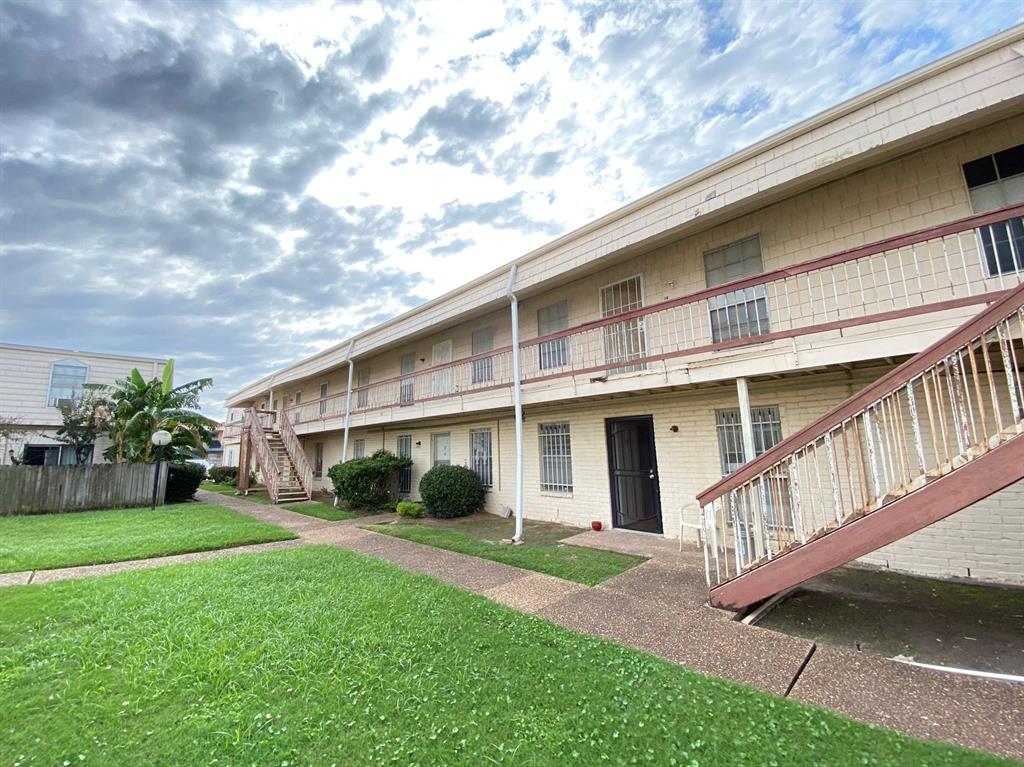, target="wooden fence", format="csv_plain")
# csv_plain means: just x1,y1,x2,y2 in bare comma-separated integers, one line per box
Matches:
0,463,169,516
